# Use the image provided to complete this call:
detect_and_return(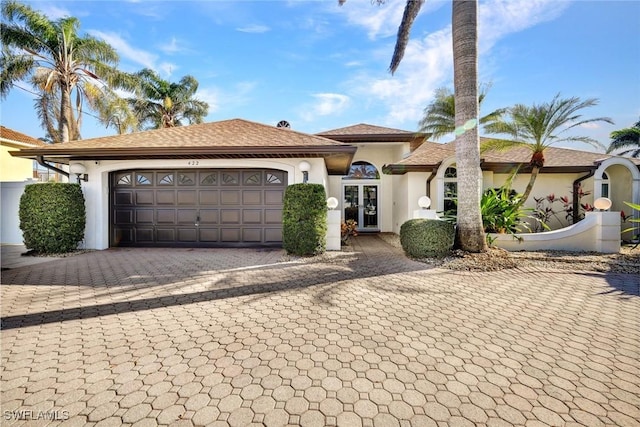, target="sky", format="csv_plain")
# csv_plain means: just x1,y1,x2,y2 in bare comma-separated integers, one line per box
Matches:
2,0,639,153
